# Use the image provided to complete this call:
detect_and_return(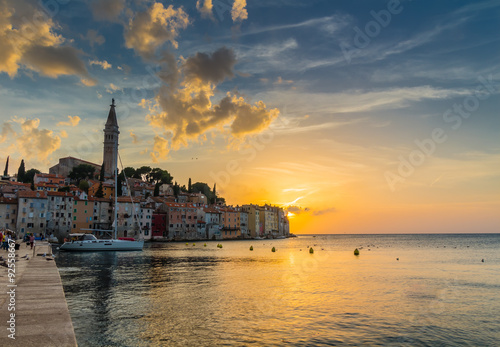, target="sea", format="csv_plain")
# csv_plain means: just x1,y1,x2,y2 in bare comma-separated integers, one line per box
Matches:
55,234,500,346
